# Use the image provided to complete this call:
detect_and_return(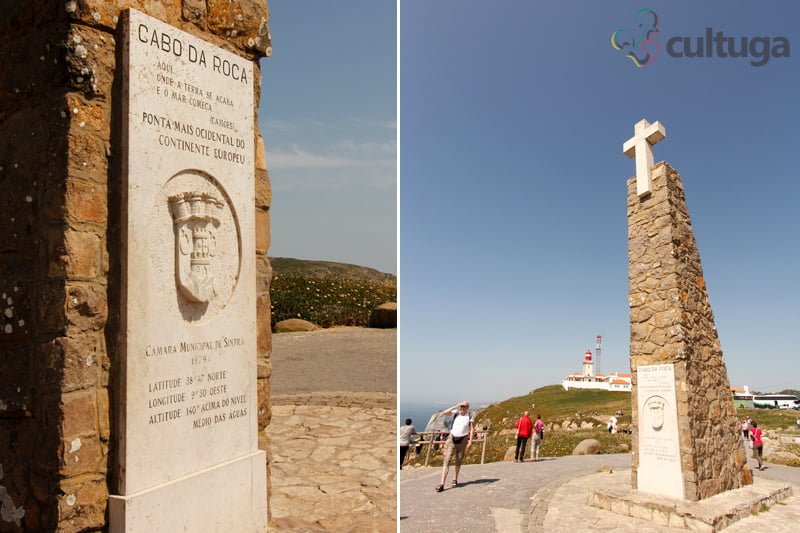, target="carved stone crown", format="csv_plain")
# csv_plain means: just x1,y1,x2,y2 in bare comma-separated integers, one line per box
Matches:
168,191,223,226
